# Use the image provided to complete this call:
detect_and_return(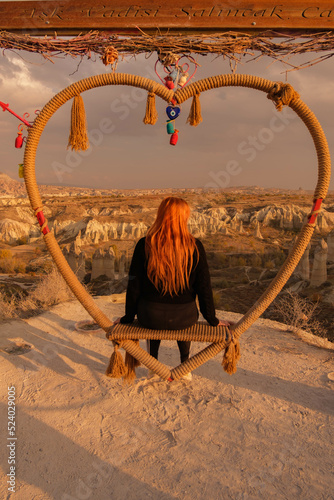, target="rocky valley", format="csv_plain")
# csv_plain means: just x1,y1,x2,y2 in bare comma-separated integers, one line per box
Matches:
0,173,333,340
